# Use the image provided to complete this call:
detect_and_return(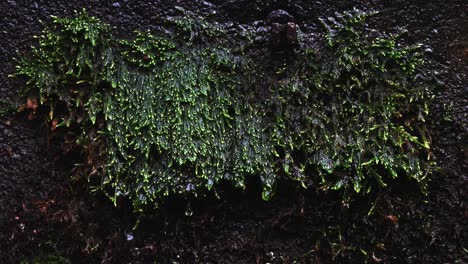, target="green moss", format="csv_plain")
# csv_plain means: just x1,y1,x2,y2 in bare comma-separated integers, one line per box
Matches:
15,9,274,211
102,41,273,209
20,255,70,264
270,9,434,196
0,98,18,116
15,8,434,211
